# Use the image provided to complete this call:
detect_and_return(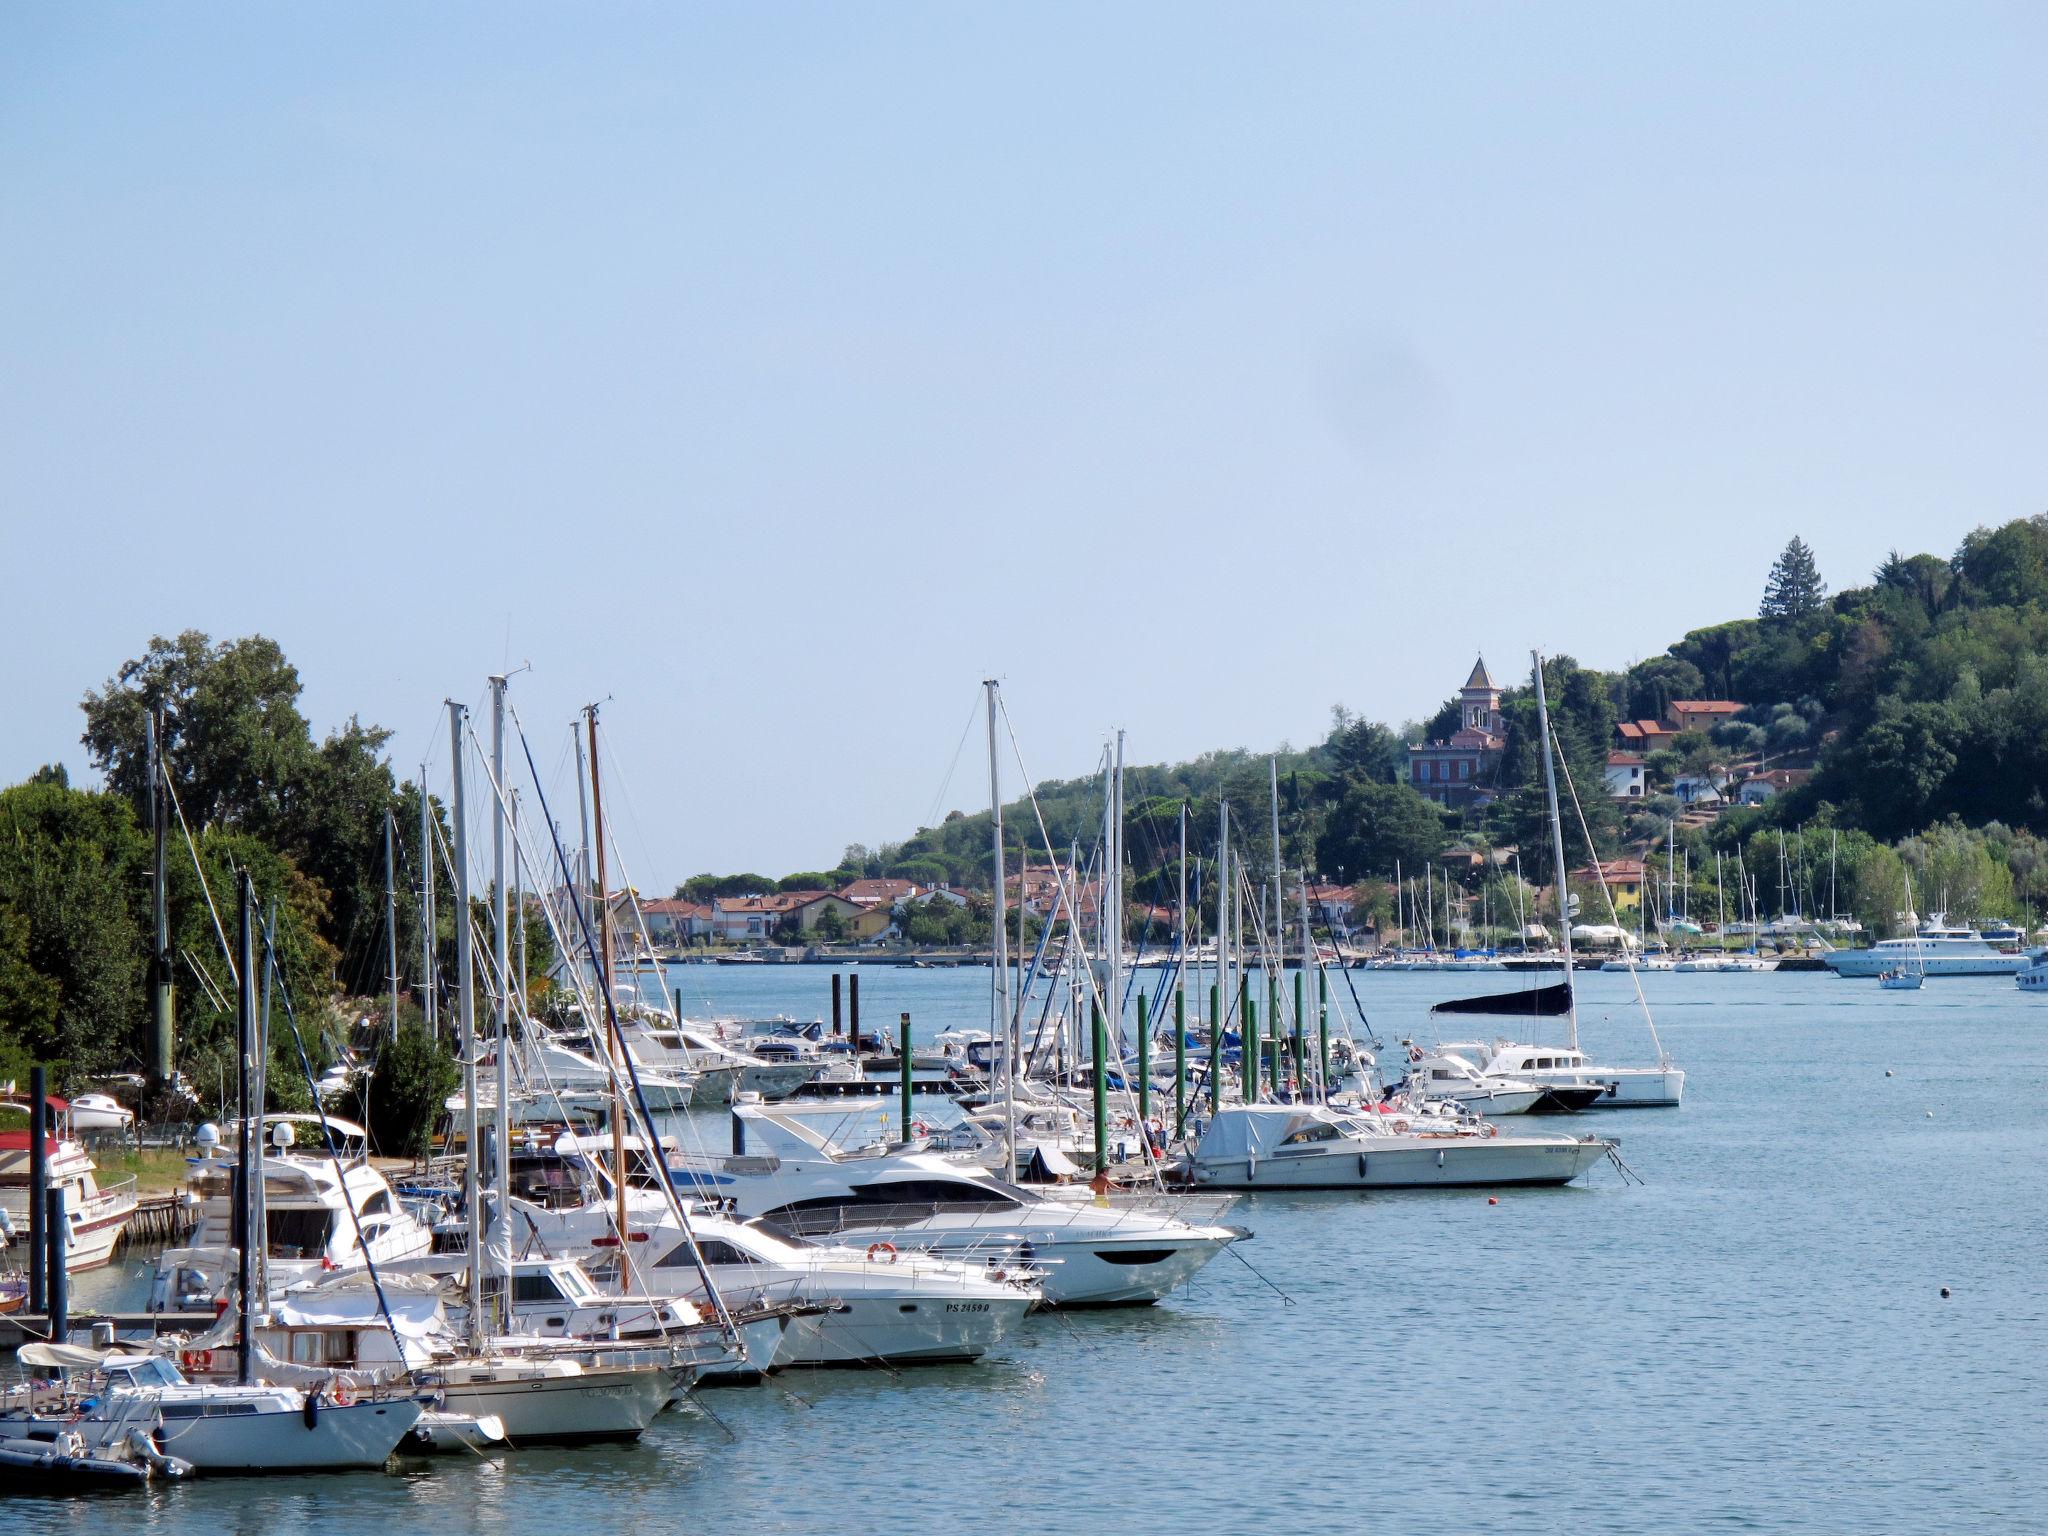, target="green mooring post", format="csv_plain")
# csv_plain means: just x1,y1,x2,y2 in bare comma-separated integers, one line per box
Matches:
1267,975,1282,1097
1208,983,1222,1112
1174,988,1188,1135
1318,970,1330,1103
1292,970,1305,1101
899,1013,912,1142
1244,987,1259,1105
1091,997,1108,1174
1136,991,1151,1124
